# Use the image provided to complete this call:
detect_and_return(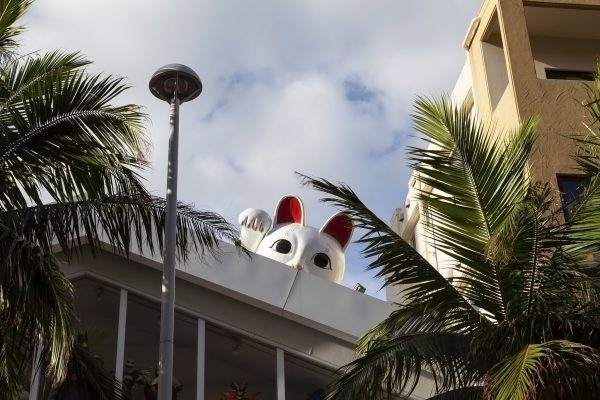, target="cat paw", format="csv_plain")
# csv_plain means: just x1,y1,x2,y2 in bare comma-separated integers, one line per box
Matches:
239,208,272,252
239,208,271,232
